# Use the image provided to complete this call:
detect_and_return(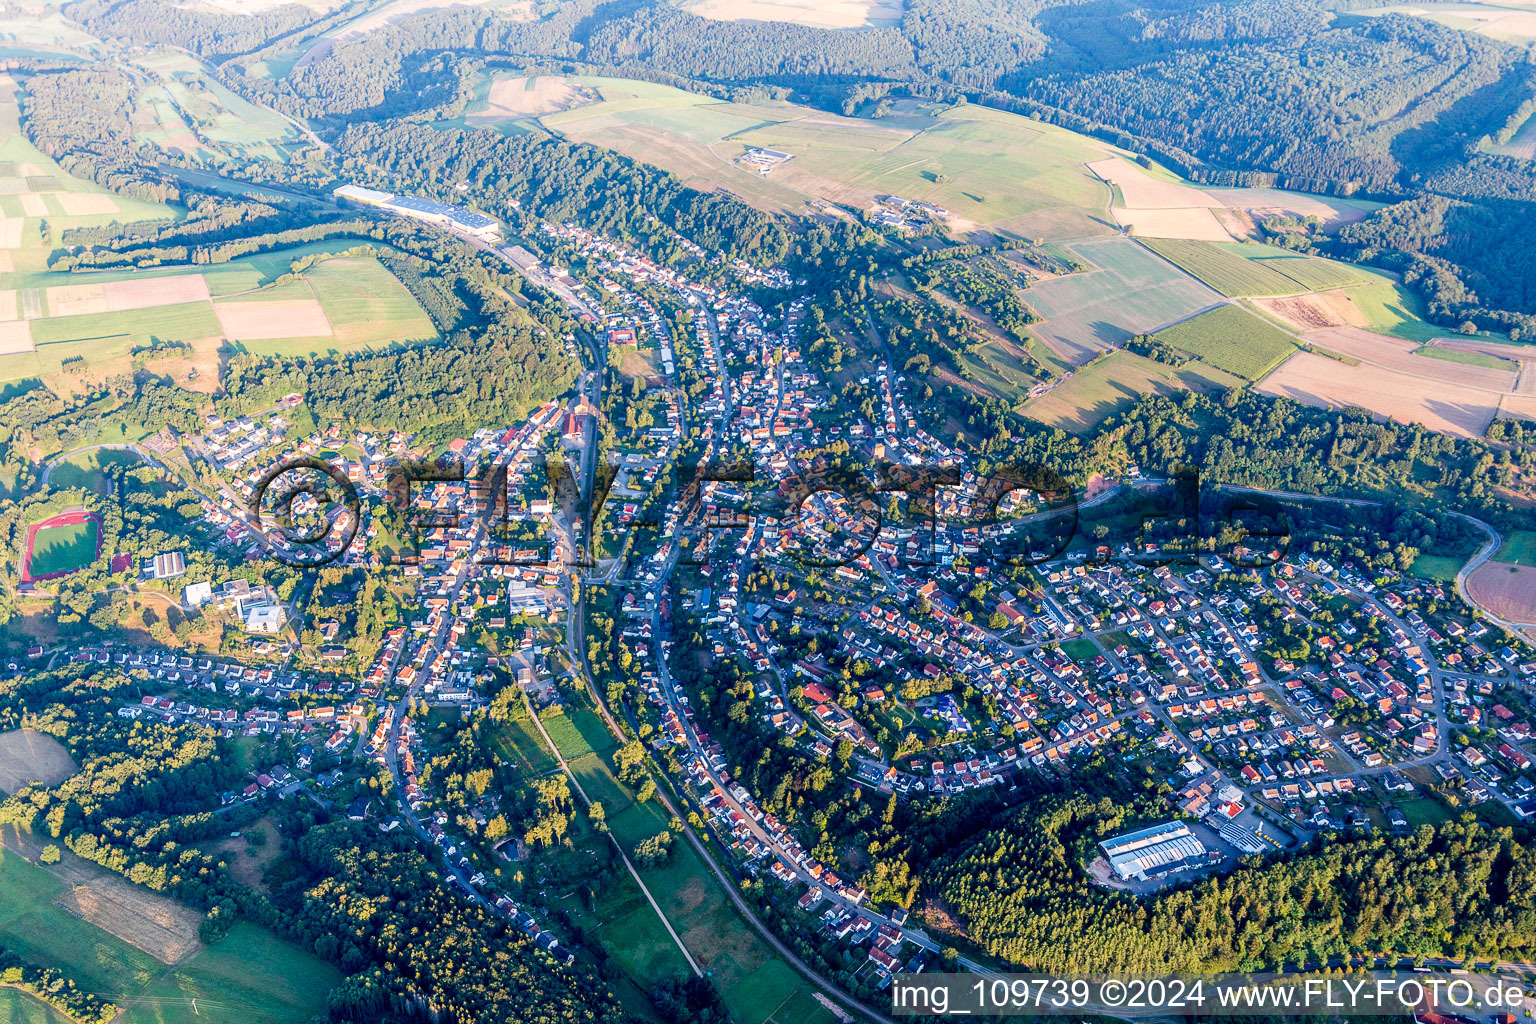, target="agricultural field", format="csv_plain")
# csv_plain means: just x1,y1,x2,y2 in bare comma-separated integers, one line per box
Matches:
1152,304,1299,380
0,249,437,388
1355,2,1536,42
1089,157,1377,242
1490,109,1536,159
547,81,1120,237
1296,327,1519,392
1022,237,1224,364
1413,345,1515,372
1020,349,1243,433
1332,277,1449,343
1214,245,1365,291
128,52,303,163
468,74,592,125
0,988,72,1024
1465,561,1536,625
0,729,77,795
1141,239,1308,297
673,0,903,27
1257,350,1502,438
0,841,341,1024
